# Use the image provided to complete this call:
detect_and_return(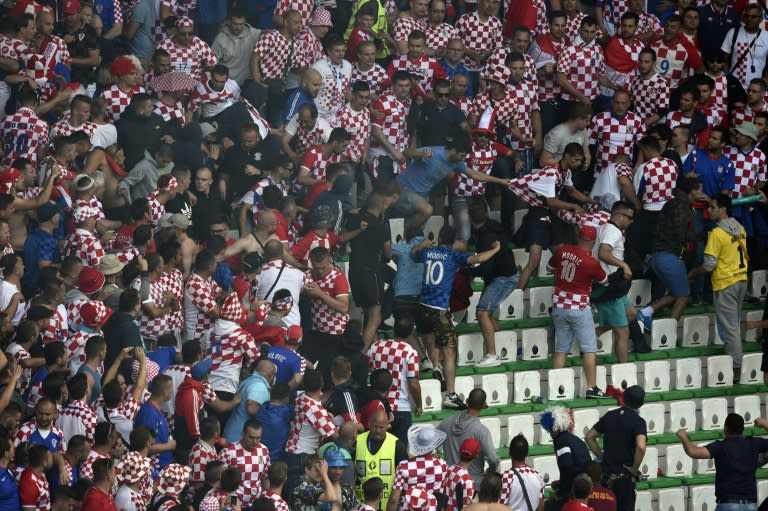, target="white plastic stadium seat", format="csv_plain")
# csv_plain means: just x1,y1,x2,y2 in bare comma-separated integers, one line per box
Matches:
664,444,693,477
546,368,575,401
627,279,651,308
496,290,525,321
682,315,711,347
521,328,549,361
650,318,677,350
423,216,444,243
538,249,553,277
609,362,638,390
734,395,762,426
528,286,553,318
639,402,665,436
457,333,484,366
758,480,768,504
699,397,728,431
420,379,442,413
706,355,734,388
453,376,476,404
511,248,529,274
656,487,685,511
531,456,559,487
572,408,600,439
478,417,501,449
389,218,405,244
639,446,658,480
740,353,763,385
577,365,607,397
513,210,527,237
751,269,768,298
513,371,541,404
689,484,716,511
495,331,518,362
465,293,481,324
595,330,614,356
668,399,697,432
497,459,512,473
506,414,535,445
695,444,716,475
642,360,670,393
674,358,703,390
634,491,652,511
744,310,764,342
481,374,509,407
